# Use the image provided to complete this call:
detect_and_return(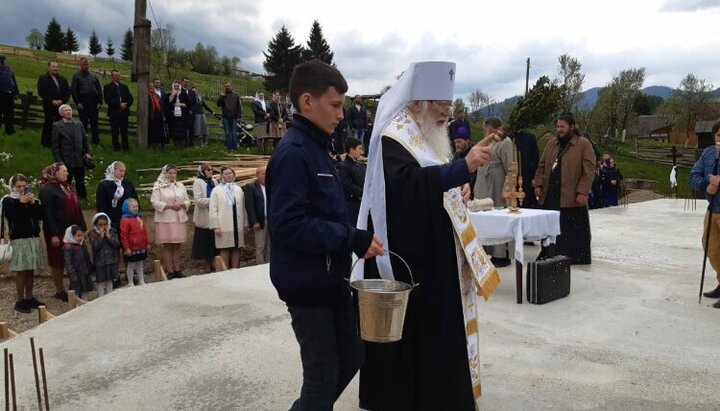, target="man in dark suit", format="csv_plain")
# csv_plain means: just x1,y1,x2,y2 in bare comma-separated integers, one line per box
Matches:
244,166,269,264
348,94,366,141
37,60,70,147
0,55,19,135
103,70,134,151
337,137,366,225
71,57,103,144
